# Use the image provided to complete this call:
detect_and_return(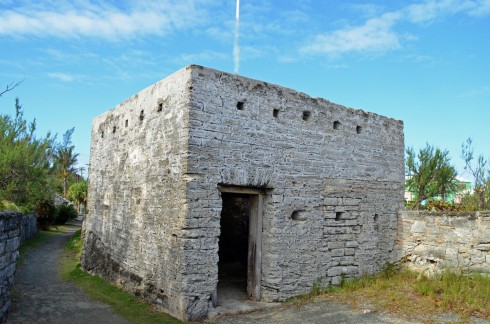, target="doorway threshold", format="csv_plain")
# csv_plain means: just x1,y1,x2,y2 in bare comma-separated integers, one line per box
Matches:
209,273,281,319
208,298,281,320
